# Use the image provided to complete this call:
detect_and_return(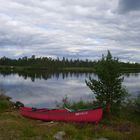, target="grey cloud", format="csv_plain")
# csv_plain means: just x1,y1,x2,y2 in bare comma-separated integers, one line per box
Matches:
118,0,140,13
